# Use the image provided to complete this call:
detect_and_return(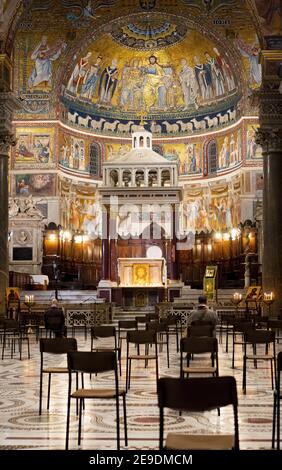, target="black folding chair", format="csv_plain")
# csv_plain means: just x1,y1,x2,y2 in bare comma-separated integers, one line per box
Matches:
65,351,127,450
158,376,239,450
91,325,121,375
243,329,276,394
39,338,77,415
